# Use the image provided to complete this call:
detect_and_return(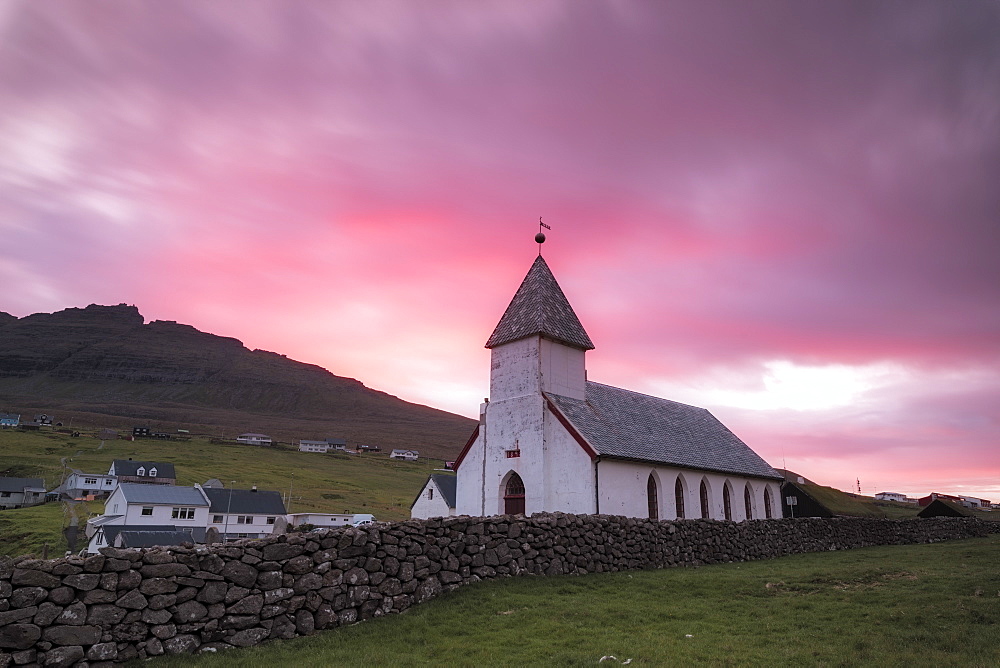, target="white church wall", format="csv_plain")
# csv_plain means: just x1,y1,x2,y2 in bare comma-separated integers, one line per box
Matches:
489,338,541,401
410,479,454,519
538,337,586,399
455,430,485,516
541,410,596,513
598,460,782,521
